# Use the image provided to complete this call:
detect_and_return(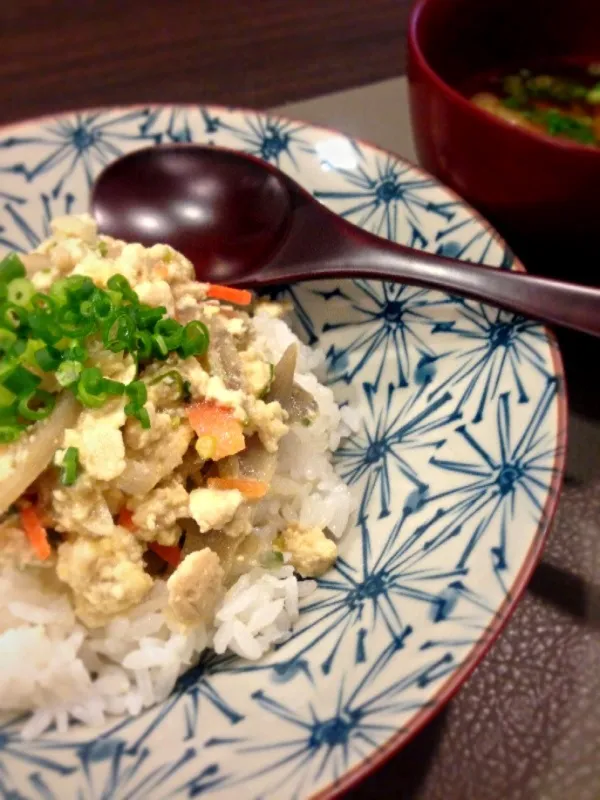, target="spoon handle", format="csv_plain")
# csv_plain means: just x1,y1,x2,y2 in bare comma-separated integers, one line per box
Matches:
339,243,600,337
264,207,600,337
